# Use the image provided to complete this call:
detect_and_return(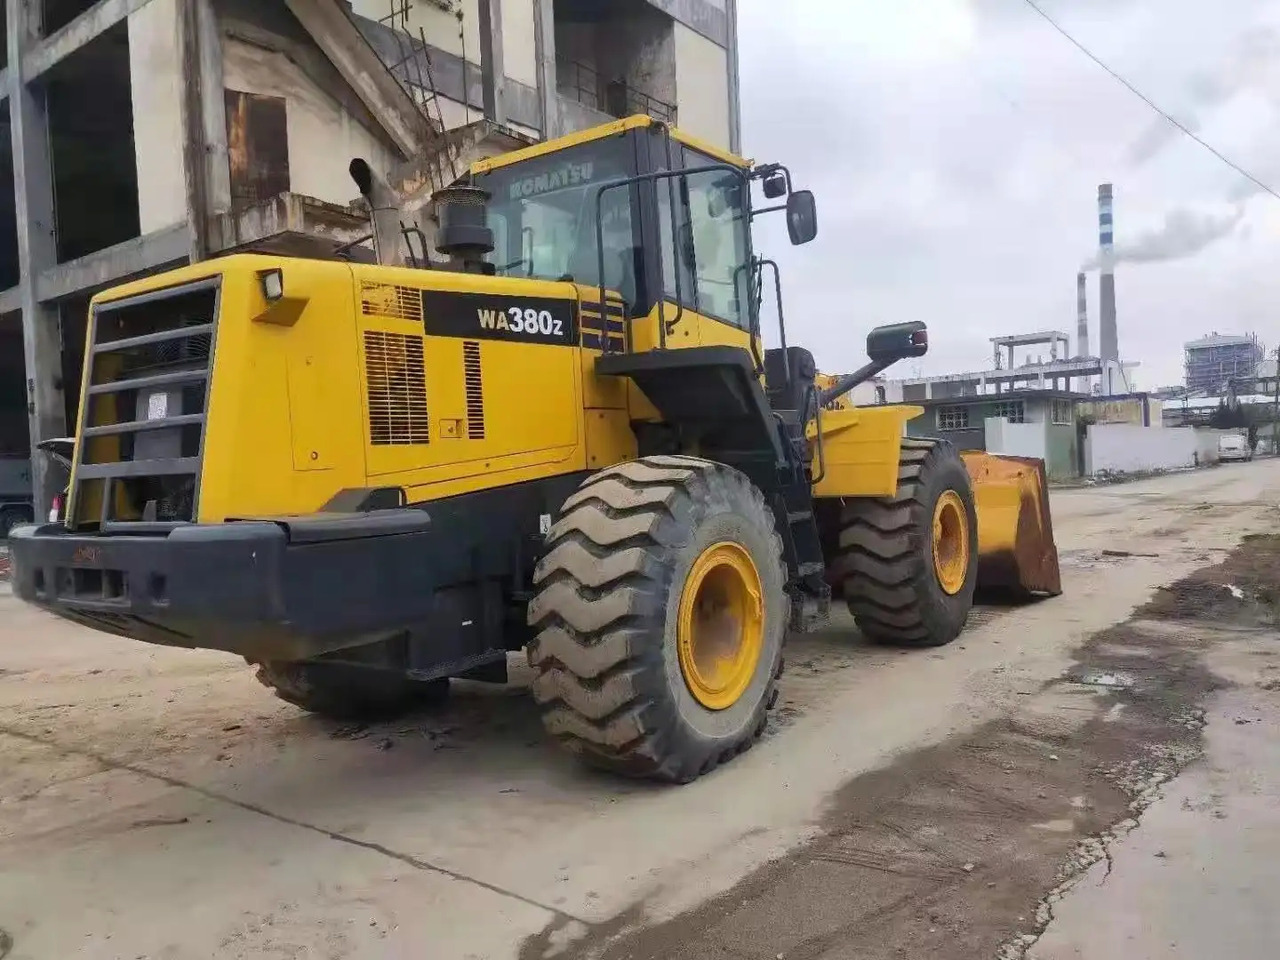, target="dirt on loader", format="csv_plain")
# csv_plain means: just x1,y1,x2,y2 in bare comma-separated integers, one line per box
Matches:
559,536,1280,960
